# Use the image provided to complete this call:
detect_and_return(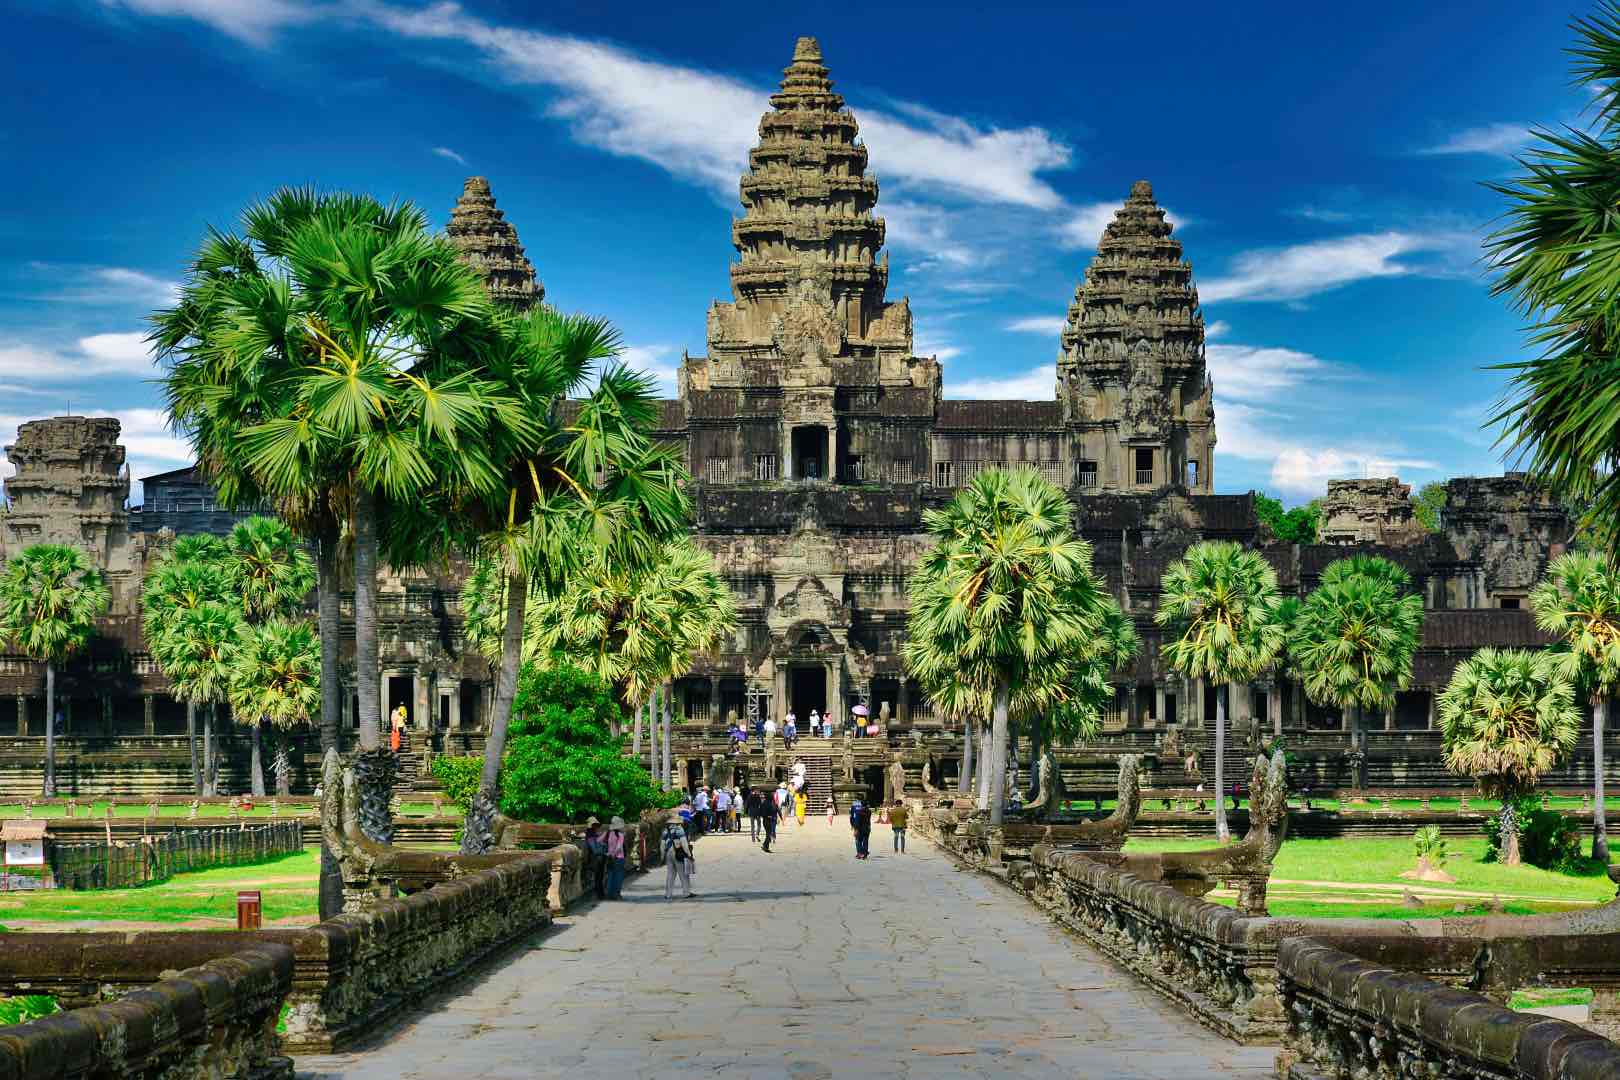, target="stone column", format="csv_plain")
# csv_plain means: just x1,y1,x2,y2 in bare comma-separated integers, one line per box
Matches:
414,671,431,731
710,676,721,725
143,694,155,736
342,692,354,732
1154,682,1167,729
1127,684,1141,728
827,427,836,482
897,680,910,726
445,681,462,731
1426,692,1436,730
63,696,73,734
381,670,394,724
1269,683,1283,737
827,662,844,734
774,664,788,724
15,695,26,737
